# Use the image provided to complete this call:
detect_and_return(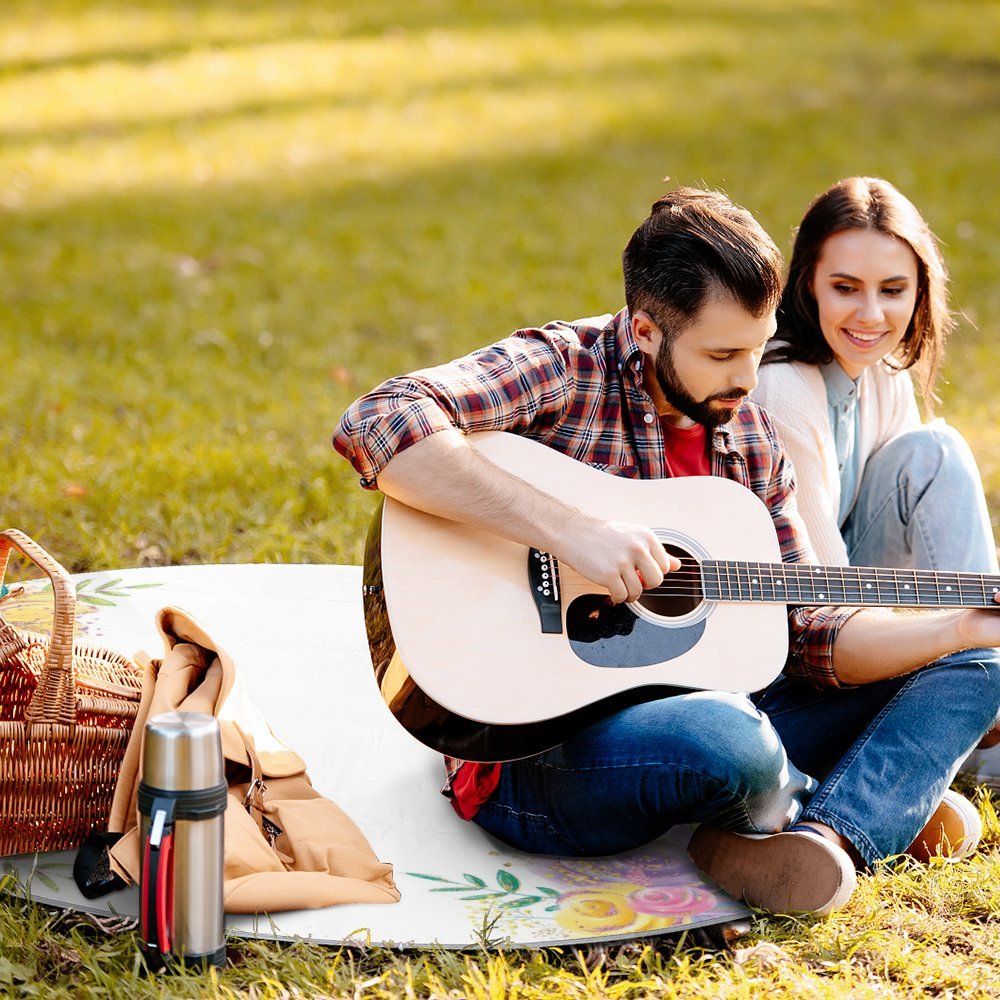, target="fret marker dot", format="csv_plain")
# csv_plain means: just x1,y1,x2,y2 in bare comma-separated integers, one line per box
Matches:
865,583,872,589
819,593,826,599
904,584,910,589
751,578,758,585
946,586,953,591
